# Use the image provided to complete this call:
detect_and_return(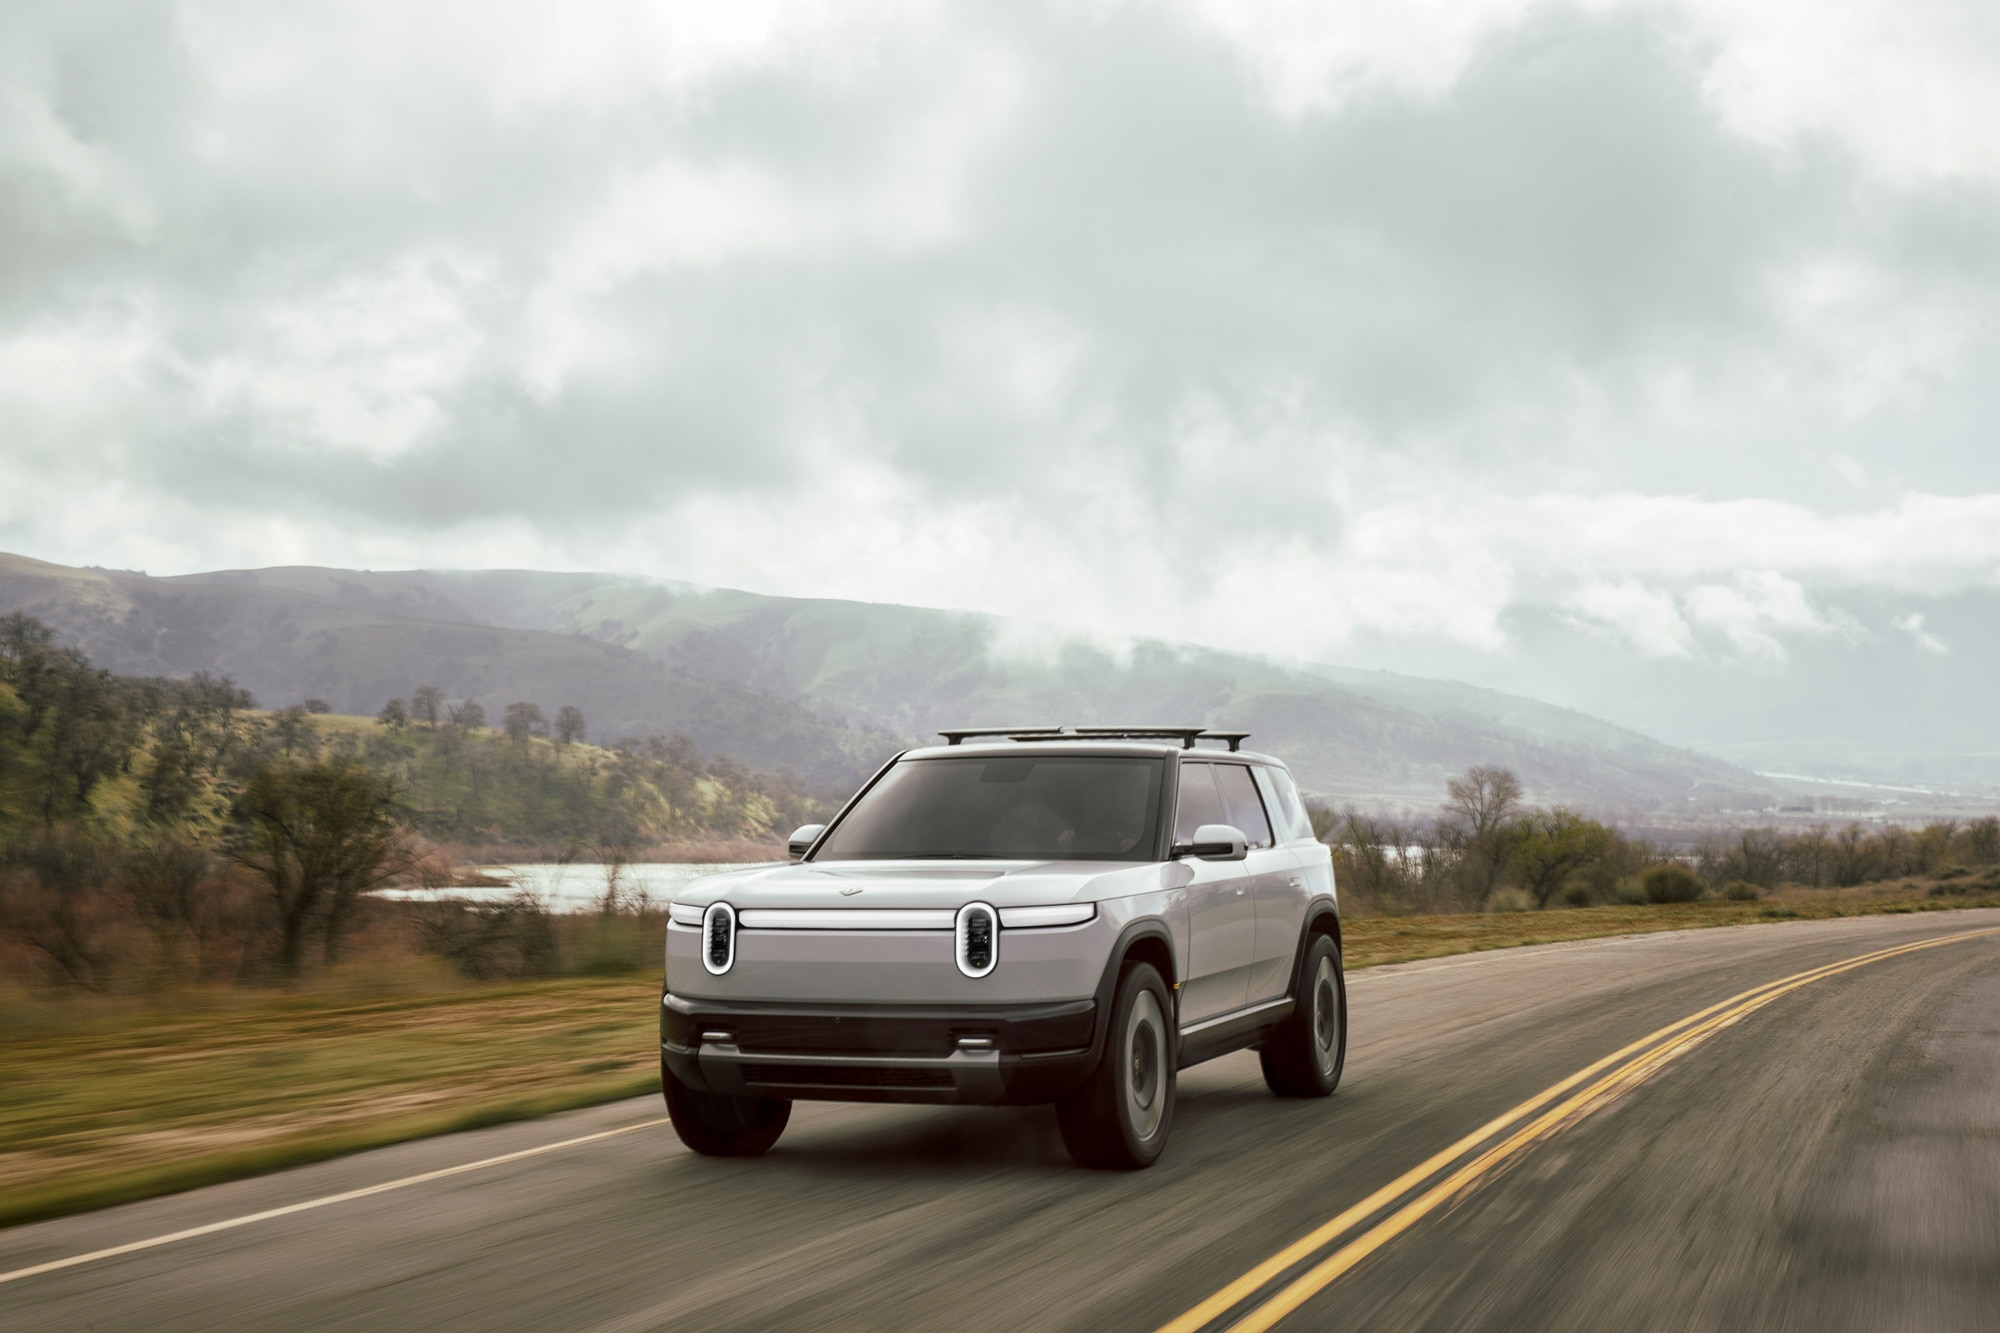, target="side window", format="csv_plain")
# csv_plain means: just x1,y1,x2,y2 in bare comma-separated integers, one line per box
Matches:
1255,766,1314,842
1173,763,1225,844
1212,764,1274,850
